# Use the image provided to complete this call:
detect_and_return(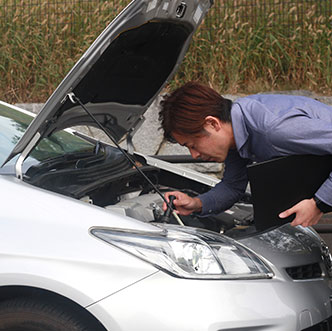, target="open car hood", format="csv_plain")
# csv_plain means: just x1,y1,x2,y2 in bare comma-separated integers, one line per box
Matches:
6,0,213,165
